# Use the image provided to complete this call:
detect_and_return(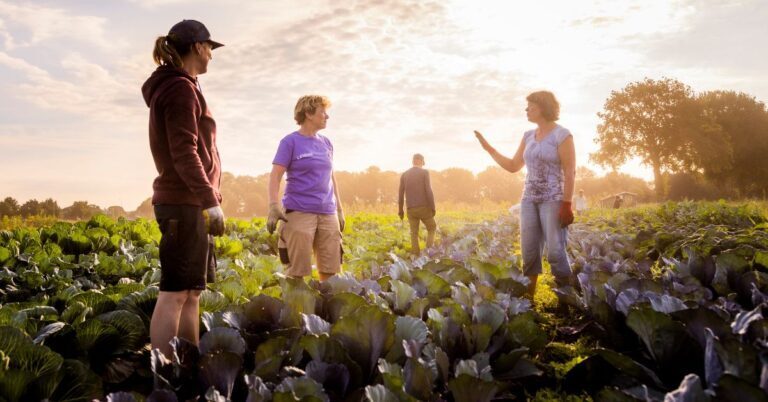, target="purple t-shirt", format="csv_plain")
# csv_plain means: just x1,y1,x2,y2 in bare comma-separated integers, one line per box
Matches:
272,132,337,214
